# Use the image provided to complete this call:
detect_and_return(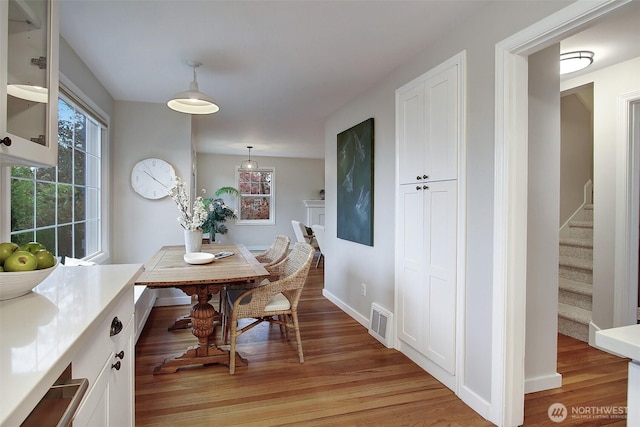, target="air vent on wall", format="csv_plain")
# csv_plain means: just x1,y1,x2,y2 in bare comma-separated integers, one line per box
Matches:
369,303,393,348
